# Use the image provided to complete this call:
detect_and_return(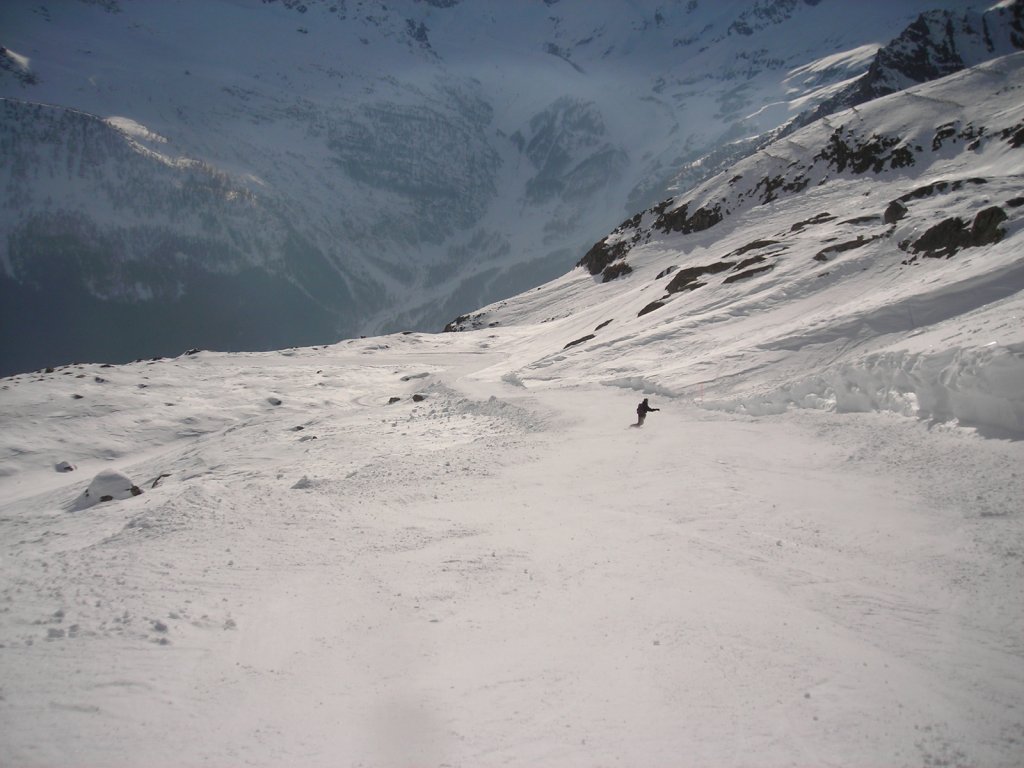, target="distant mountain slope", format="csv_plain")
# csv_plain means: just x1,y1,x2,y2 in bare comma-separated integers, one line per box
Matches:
0,100,374,375
669,0,1024,196
0,0,1015,375
803,0,1024,127
451,52,1024,435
